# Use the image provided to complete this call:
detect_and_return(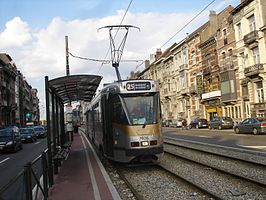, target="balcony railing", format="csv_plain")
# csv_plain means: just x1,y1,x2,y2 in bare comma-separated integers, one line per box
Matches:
243,30,258,45
244,64,264,76
250,102,266,110
178,64,188,72
180,88,189,96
